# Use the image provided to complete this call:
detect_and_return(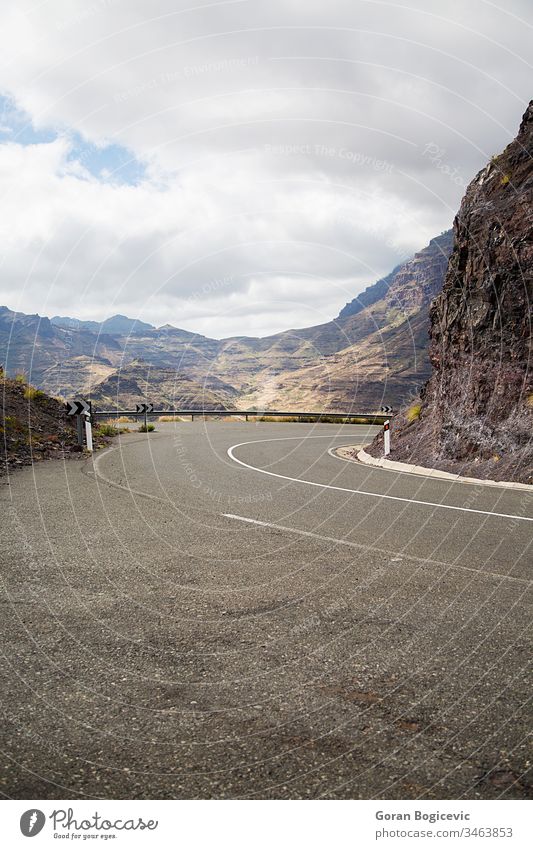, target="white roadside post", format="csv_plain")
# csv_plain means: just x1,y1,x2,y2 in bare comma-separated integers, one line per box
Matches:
84,412,93,452
383,419,391,456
